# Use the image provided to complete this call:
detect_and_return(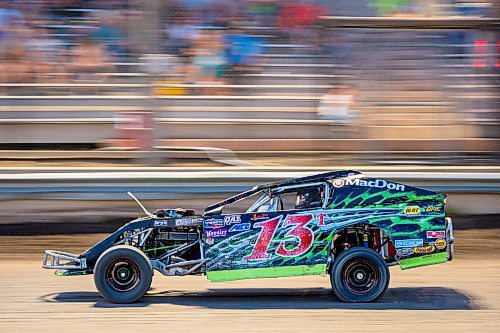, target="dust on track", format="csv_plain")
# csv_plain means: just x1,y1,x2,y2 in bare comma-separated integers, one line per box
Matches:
0,230,499,333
